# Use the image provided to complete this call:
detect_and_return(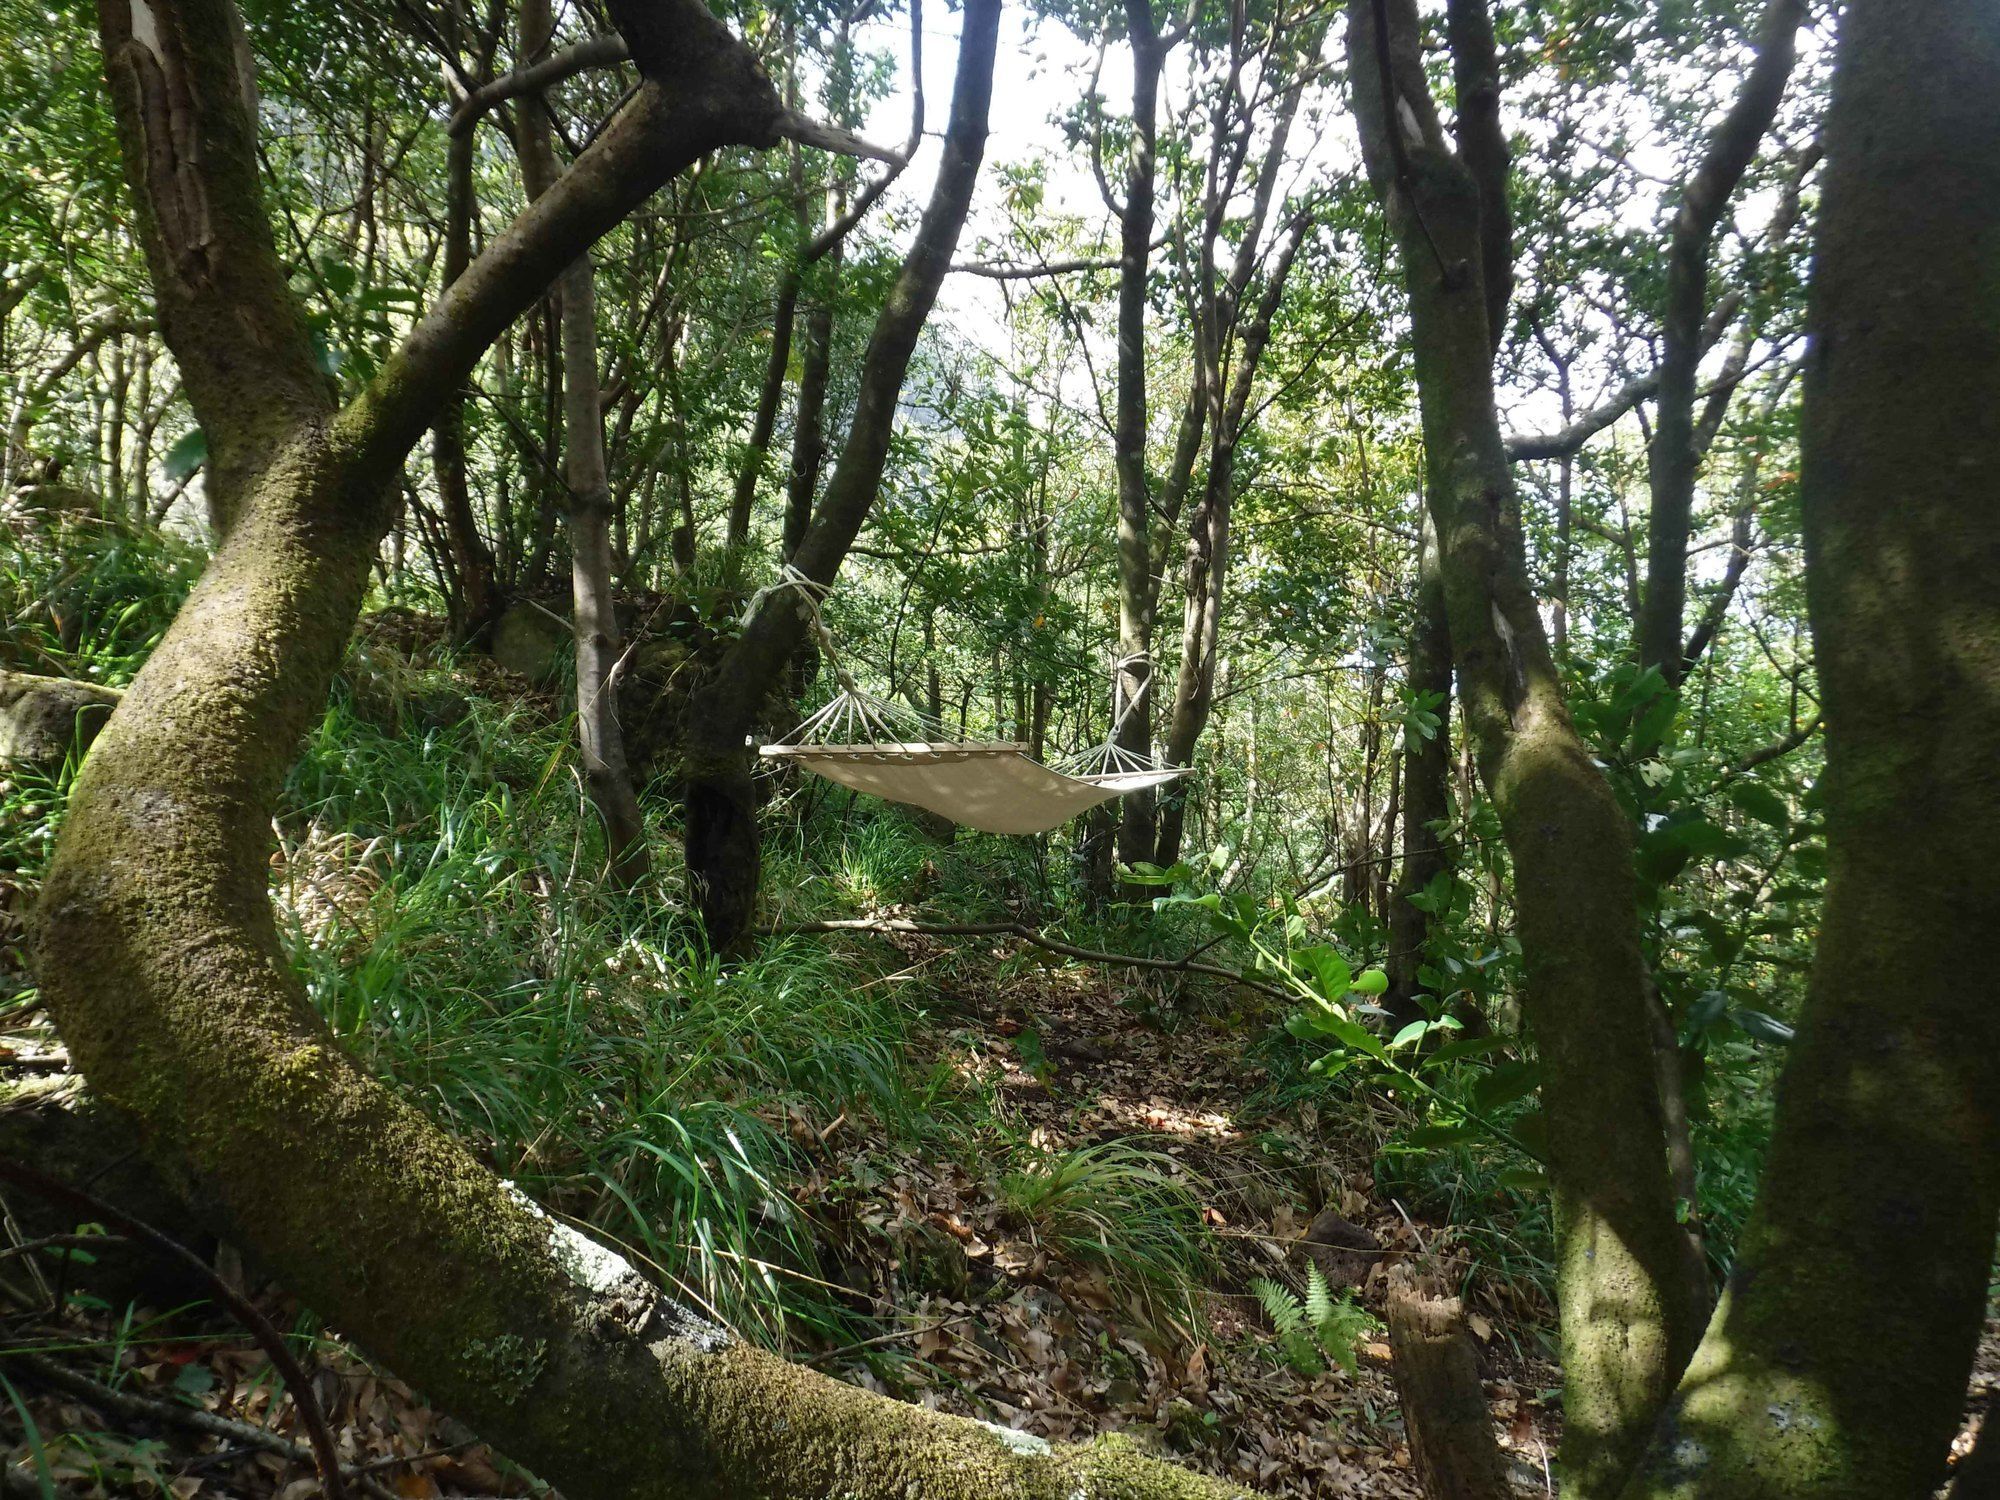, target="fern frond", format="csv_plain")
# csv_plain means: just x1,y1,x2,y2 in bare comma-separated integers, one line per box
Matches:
1251,1276,1325,1375
1303,1263,1335,1332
